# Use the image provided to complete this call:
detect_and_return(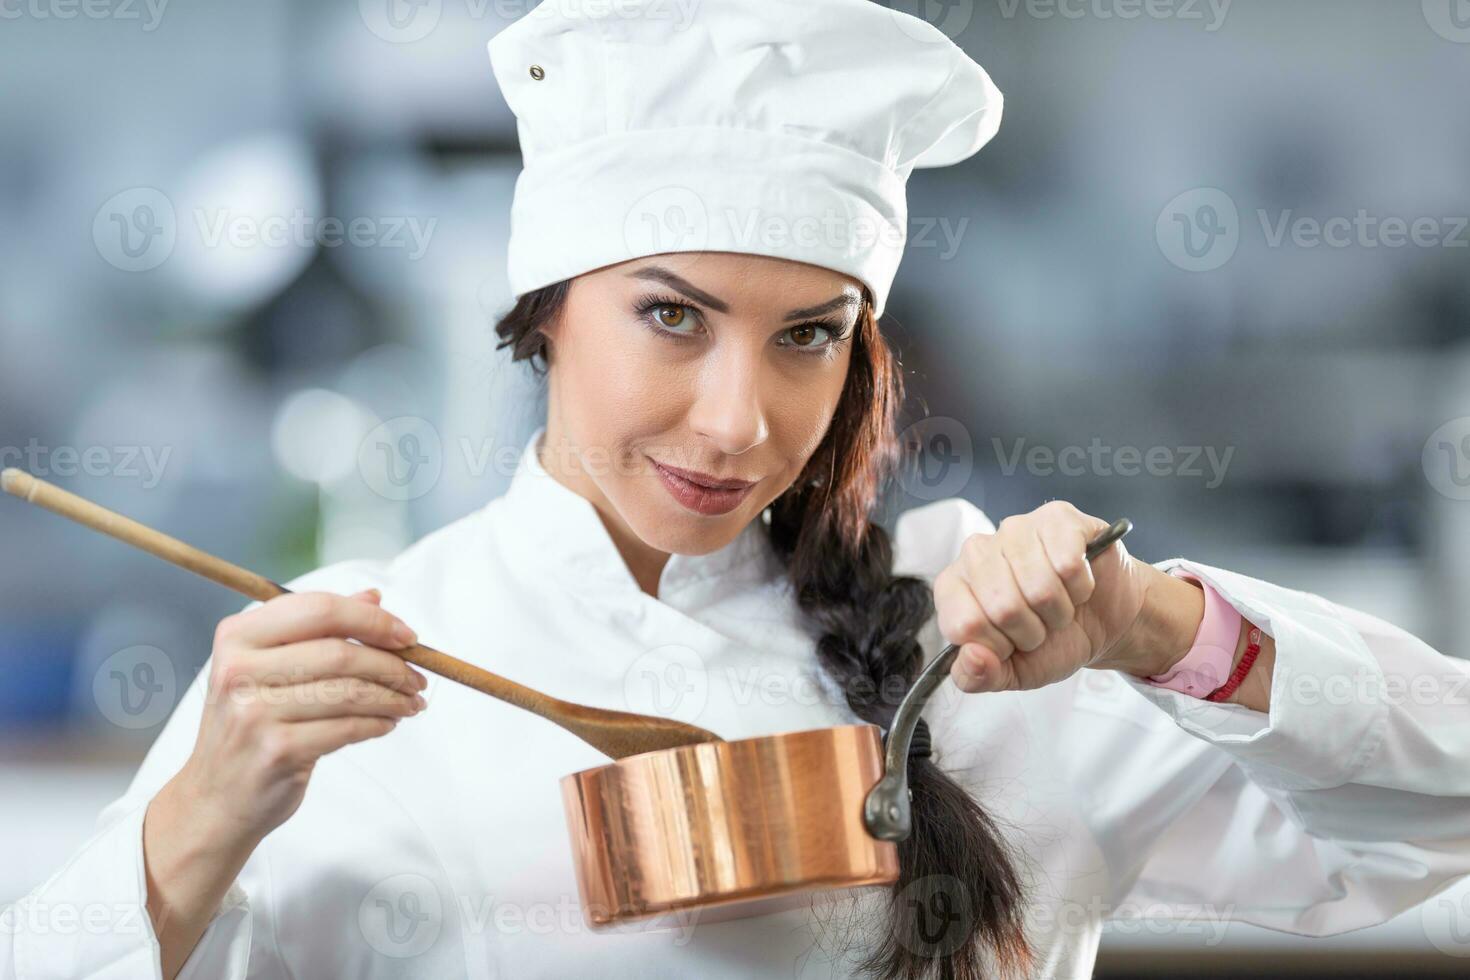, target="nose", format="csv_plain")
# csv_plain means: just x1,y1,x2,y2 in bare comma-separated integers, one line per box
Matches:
686,346,769,457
